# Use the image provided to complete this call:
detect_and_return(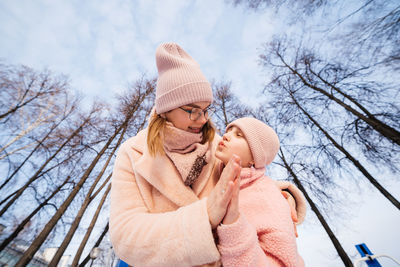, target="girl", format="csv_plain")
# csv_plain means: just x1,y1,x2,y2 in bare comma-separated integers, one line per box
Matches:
109,43,305,267
216,117,305,266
